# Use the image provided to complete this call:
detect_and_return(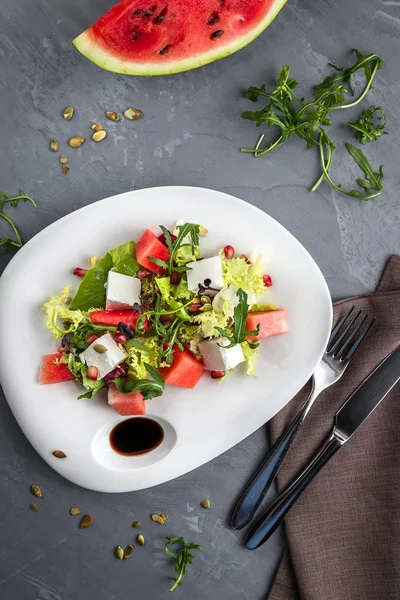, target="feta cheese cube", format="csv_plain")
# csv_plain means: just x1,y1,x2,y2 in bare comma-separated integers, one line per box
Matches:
199,338,245,371
186,256,224,292
80,333,127,379
213,285,257,316
106,271,141,309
